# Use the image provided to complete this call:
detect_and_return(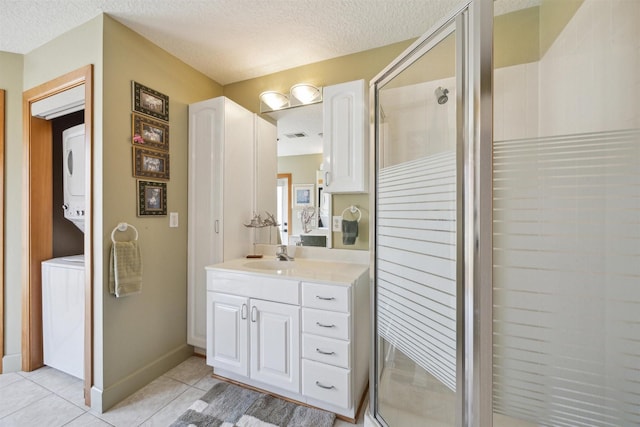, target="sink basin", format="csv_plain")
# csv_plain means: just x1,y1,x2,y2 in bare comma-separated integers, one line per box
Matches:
244,260,296,271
